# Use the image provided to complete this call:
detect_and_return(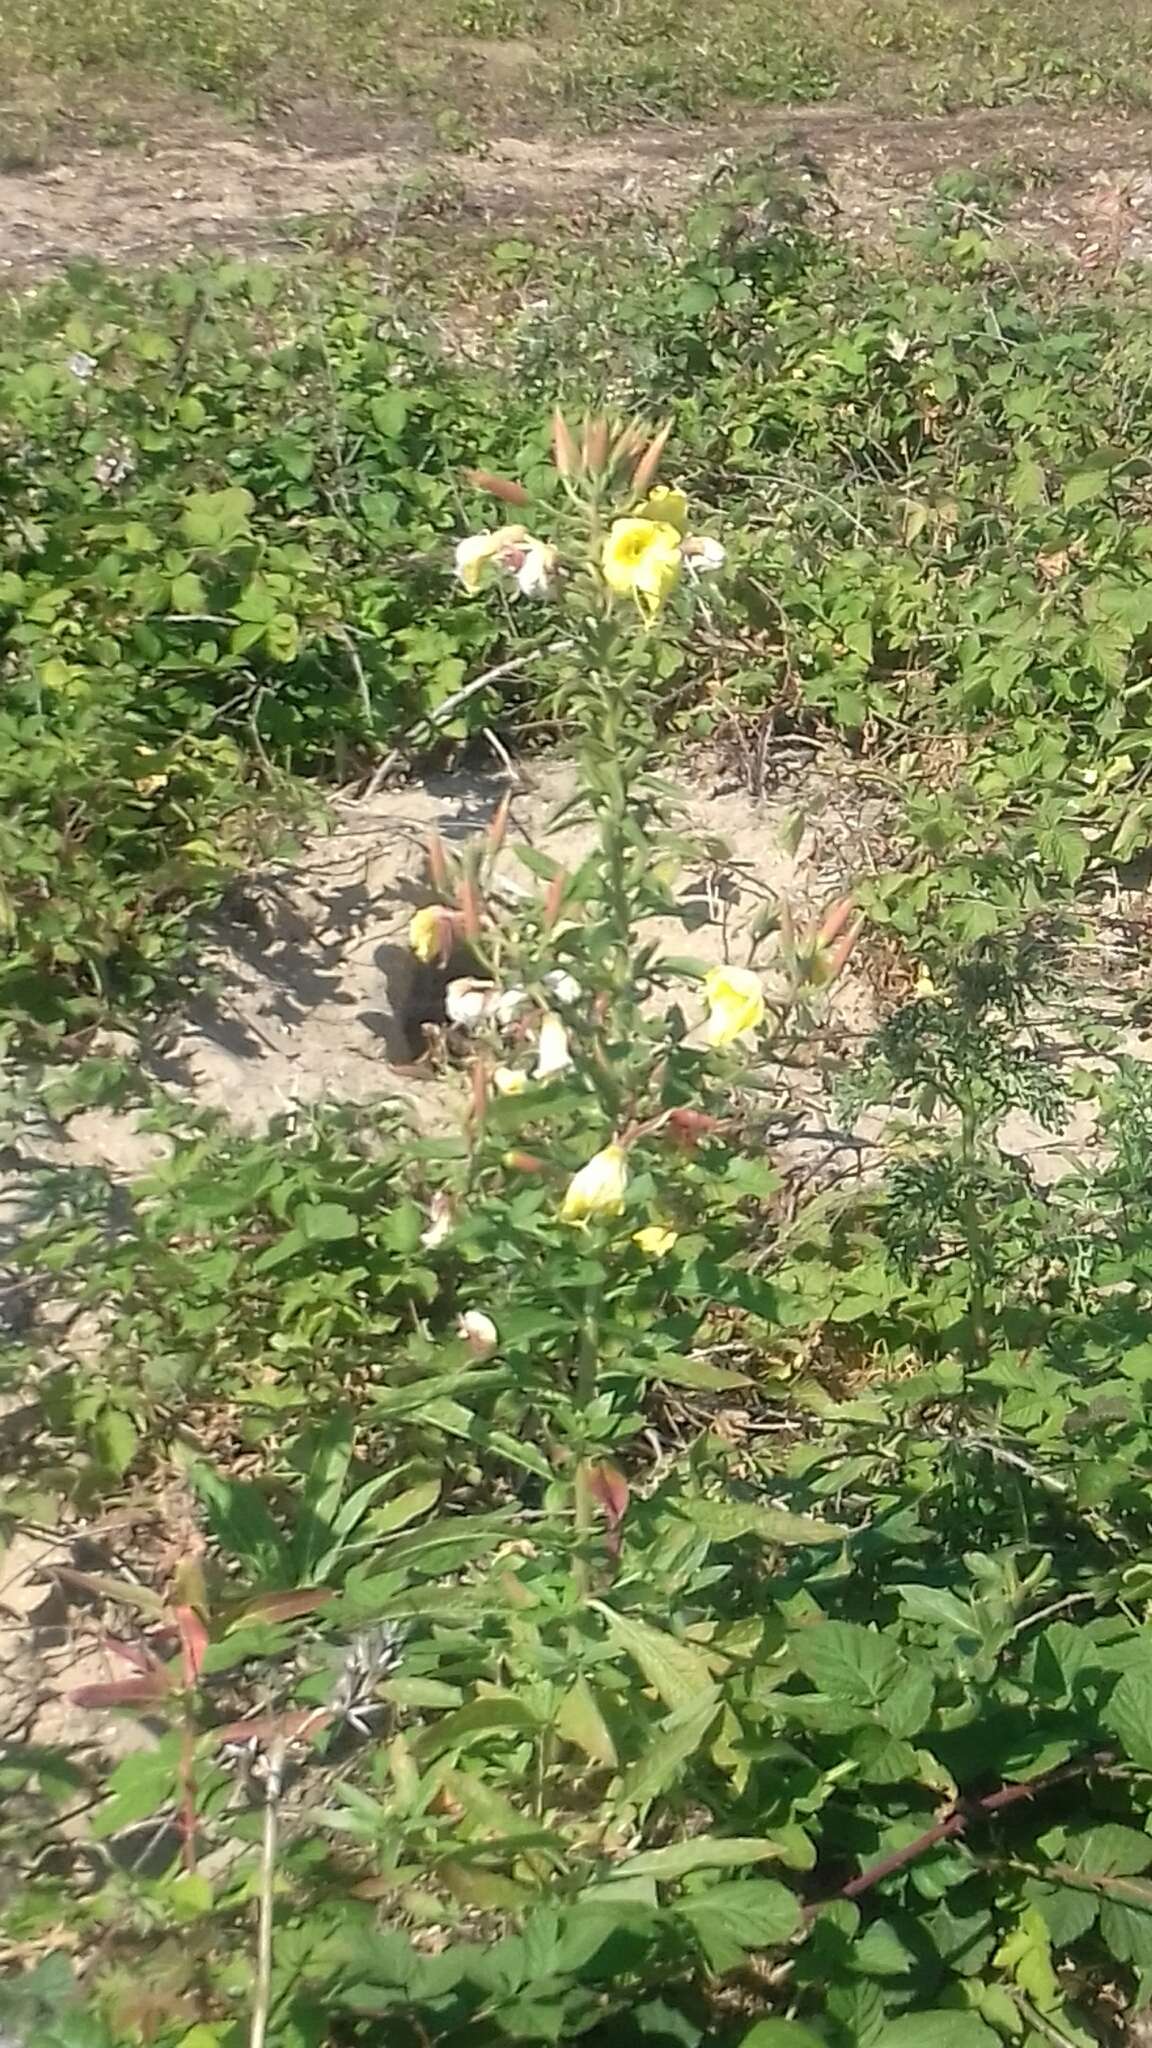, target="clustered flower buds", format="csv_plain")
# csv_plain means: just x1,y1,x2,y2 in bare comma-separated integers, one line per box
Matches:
453,409,725,620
